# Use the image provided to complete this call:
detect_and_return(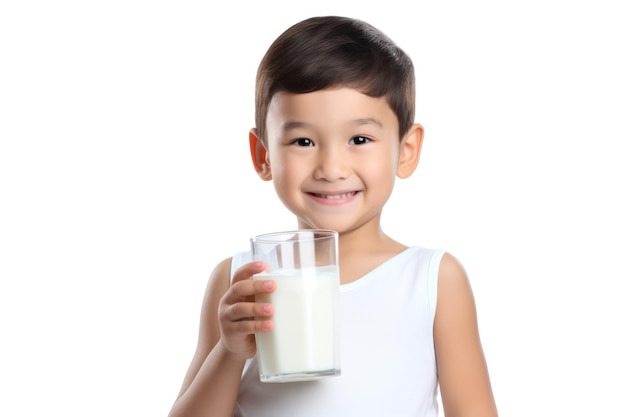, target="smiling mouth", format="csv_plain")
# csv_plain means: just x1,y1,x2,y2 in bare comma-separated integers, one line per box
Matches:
310,191,358,200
